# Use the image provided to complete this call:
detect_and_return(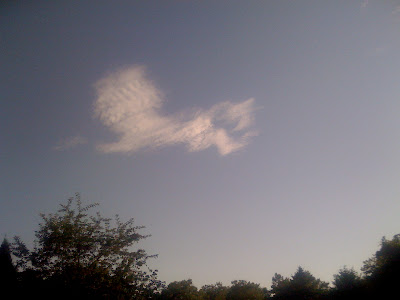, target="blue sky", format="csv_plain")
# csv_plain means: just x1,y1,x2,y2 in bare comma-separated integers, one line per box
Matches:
2,0,400,287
